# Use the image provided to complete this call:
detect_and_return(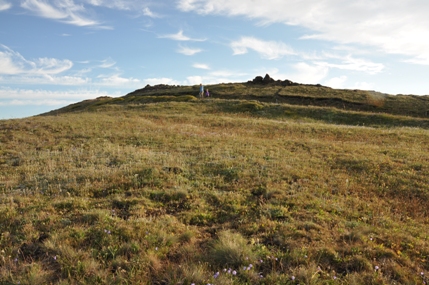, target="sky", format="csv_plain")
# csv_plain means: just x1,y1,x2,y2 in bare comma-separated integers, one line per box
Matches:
1,0,429,119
